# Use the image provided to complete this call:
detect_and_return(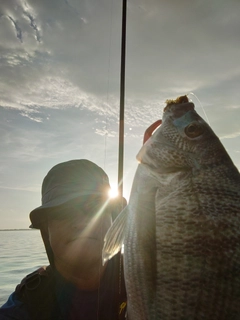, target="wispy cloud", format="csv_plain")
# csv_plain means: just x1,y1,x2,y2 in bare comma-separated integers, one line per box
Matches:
220,132,240,140
0,185,40,192
7,15,23,42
